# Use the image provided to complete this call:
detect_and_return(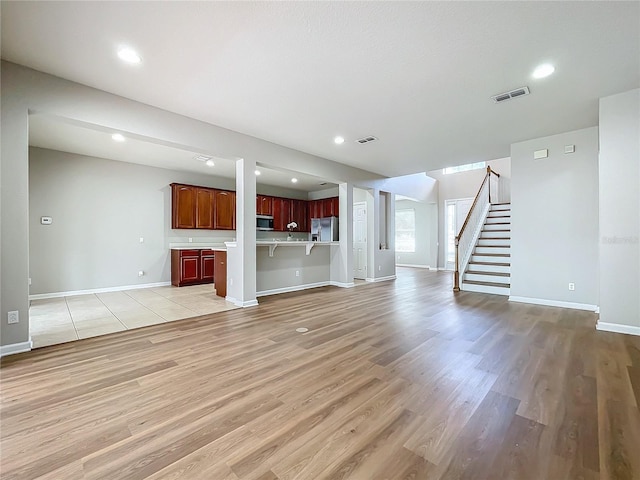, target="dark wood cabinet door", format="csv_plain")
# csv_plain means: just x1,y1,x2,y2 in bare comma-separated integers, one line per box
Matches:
291,199,309,232
273,197,292,231
214,251,227,297
331,196,340,217
322,198,334,217
201,251,215,281
171,184,197,229
257,195,273,216
214,190,235,230
196,188,215,229
181,256,199,283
